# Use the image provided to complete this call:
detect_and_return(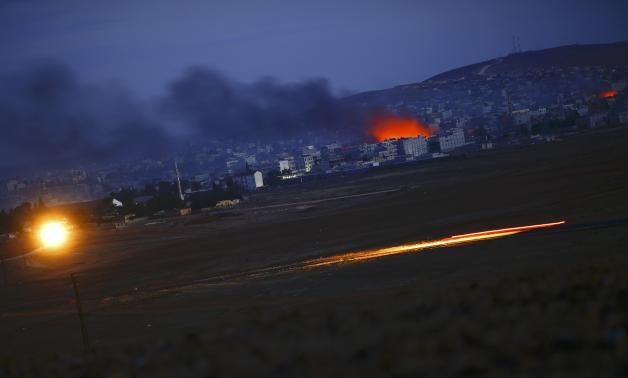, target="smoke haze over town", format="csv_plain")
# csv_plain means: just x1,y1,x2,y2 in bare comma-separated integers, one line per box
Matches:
0,63,367,176
1,0,627,176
